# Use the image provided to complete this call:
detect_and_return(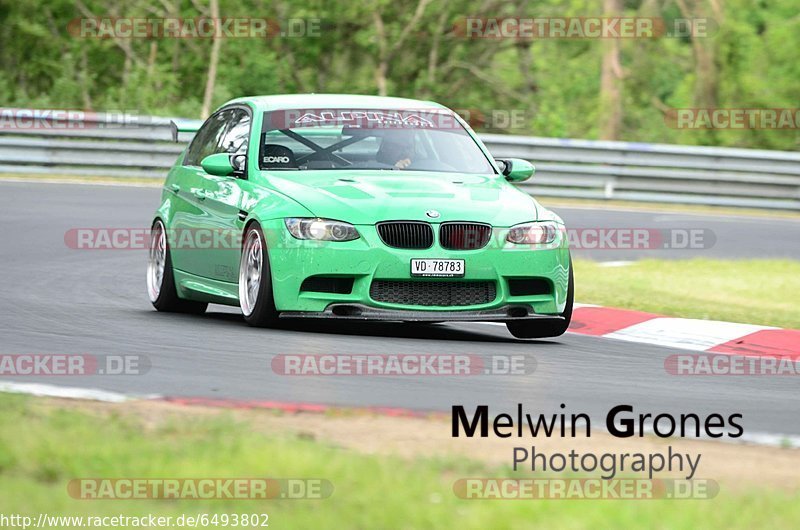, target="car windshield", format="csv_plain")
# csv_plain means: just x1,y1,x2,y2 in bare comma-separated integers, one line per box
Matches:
258,109,496,174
